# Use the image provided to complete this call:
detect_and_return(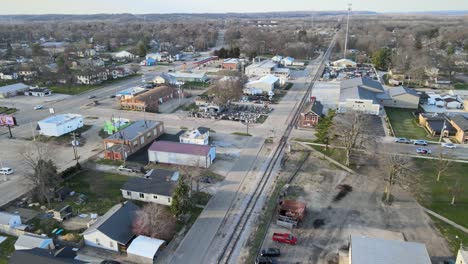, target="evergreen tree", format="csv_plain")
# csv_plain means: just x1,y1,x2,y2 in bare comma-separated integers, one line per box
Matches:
170,177,192,217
